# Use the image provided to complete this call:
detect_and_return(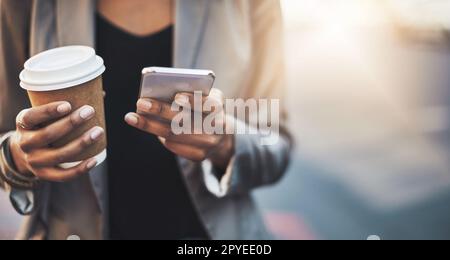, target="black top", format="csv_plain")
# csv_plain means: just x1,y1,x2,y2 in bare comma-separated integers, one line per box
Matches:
96,14,207,240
